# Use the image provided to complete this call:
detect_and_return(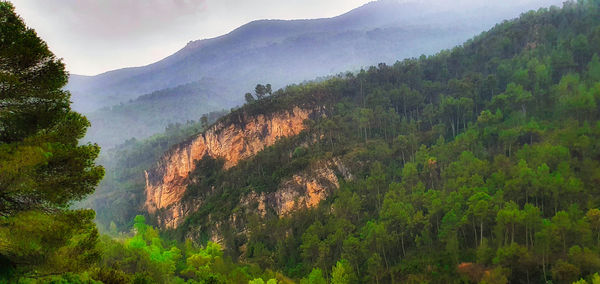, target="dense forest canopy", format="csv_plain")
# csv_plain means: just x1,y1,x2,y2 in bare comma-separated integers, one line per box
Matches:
166,1,600,283
4,0,600,283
